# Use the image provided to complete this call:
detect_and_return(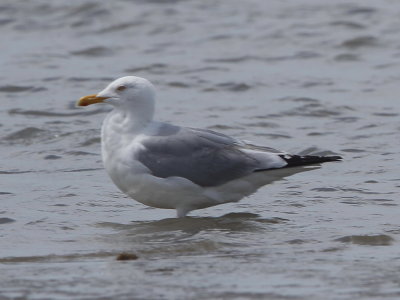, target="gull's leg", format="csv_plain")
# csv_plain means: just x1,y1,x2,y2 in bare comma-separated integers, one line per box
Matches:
176,207,190,218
